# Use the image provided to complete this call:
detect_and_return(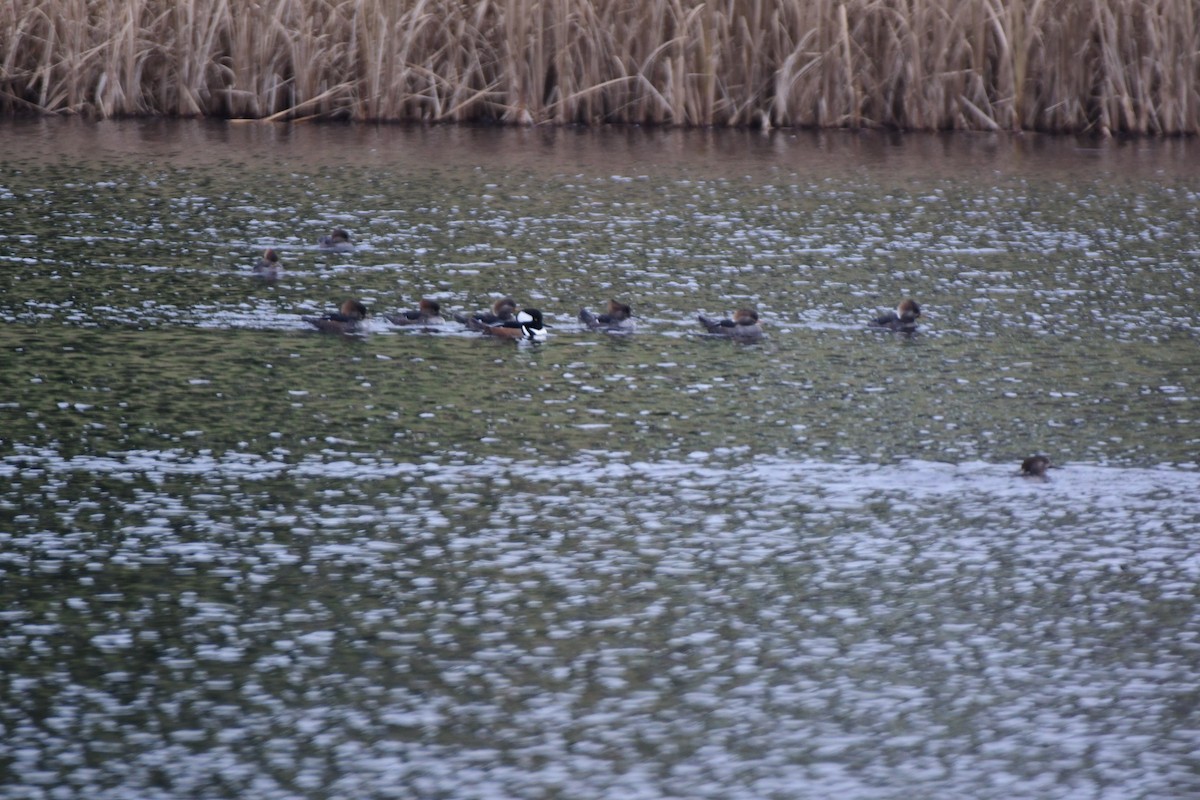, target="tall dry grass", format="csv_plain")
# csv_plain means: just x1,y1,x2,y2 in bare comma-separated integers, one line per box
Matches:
1,0,1197,133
